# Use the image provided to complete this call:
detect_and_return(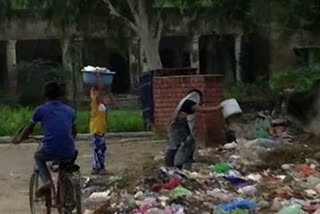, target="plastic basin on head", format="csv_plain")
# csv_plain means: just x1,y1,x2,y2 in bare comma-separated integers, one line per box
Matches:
83,71,114,87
